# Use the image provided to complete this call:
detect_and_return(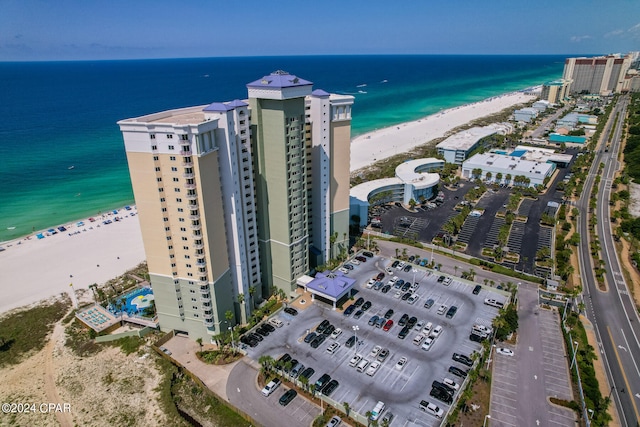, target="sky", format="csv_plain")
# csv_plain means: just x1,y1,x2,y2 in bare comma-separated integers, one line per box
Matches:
1,0,639,61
